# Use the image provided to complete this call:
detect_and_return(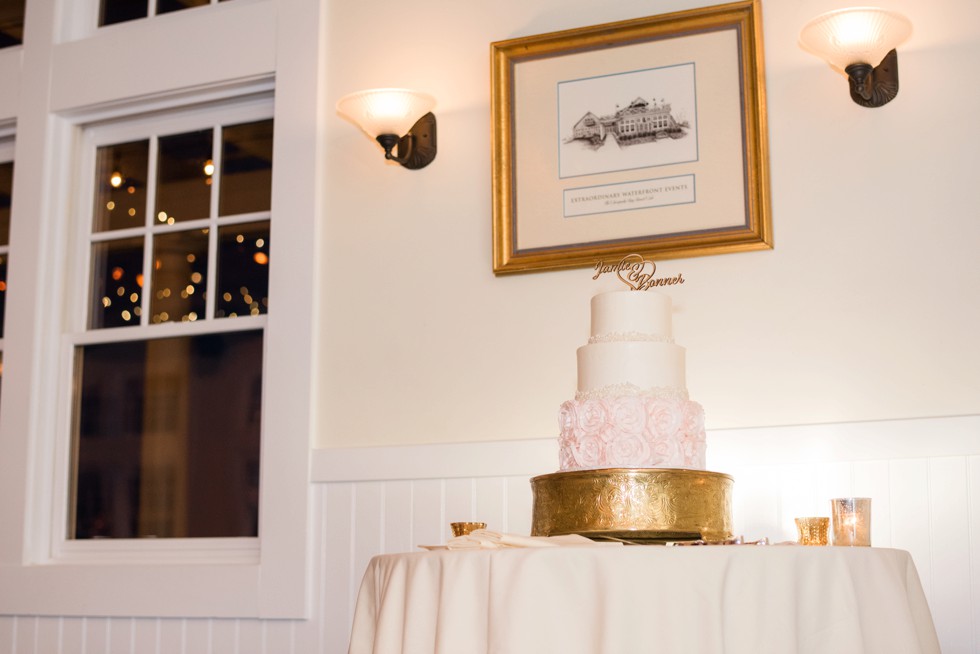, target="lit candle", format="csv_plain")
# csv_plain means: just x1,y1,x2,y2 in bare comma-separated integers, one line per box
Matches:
831,497,871,546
